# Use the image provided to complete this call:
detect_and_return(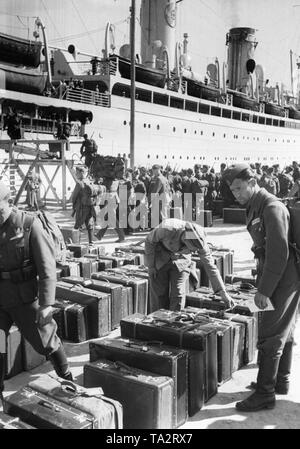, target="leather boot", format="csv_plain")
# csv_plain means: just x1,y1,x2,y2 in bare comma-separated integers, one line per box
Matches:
236,352,278,411
275,340,293,394
94,228,107,241
48,346,73,381
0,353,6,405
87,228,94,245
